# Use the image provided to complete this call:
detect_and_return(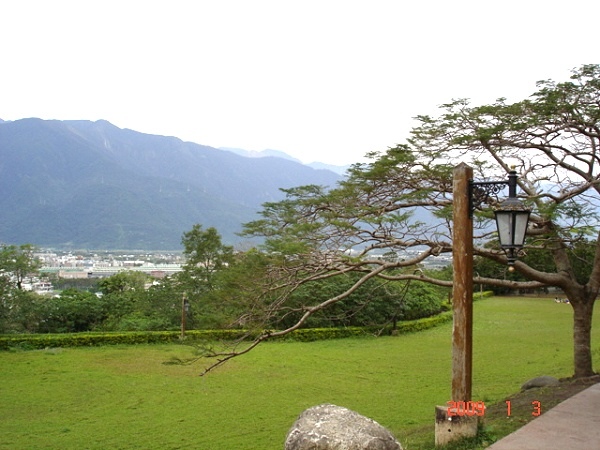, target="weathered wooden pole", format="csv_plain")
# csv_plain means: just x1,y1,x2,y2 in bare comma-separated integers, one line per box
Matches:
451,163,473,402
